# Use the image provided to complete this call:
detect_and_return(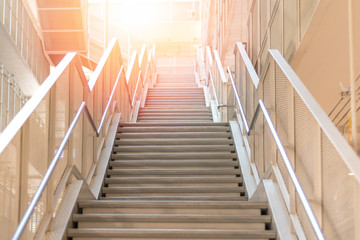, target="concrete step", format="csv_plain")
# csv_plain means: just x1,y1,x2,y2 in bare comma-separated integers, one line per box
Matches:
155,83,198,86
114,138,232,145
145,100,205,106
117,126,230,132
79,200,261,215
106,168,240,176
111,152,237,160
157,73,195,78
157,78,195,82
138,109,211,113
113,145,235,153
99,196,247,201
78,200,267,210
145,105,207,108
155,80,196,82
146,93,205,97
138,113,212,117
140,105,208,109
118,122,226,127
68,228,276,239
148,88,202,91
146,100,205,103
74,214,270,230
138,116,212,121
73,213,270,223
102,186,245,194
104,176,242,184
145,97,205,100
137,120,214,123
109,160,238,168
116,132,232,138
